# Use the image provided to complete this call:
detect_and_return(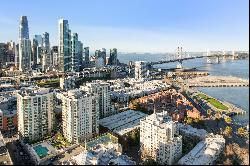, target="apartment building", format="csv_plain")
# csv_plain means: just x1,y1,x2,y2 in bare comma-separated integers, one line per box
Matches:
140,112,182,165
17,87,55,142
61,89,99,144
81,82,113,119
